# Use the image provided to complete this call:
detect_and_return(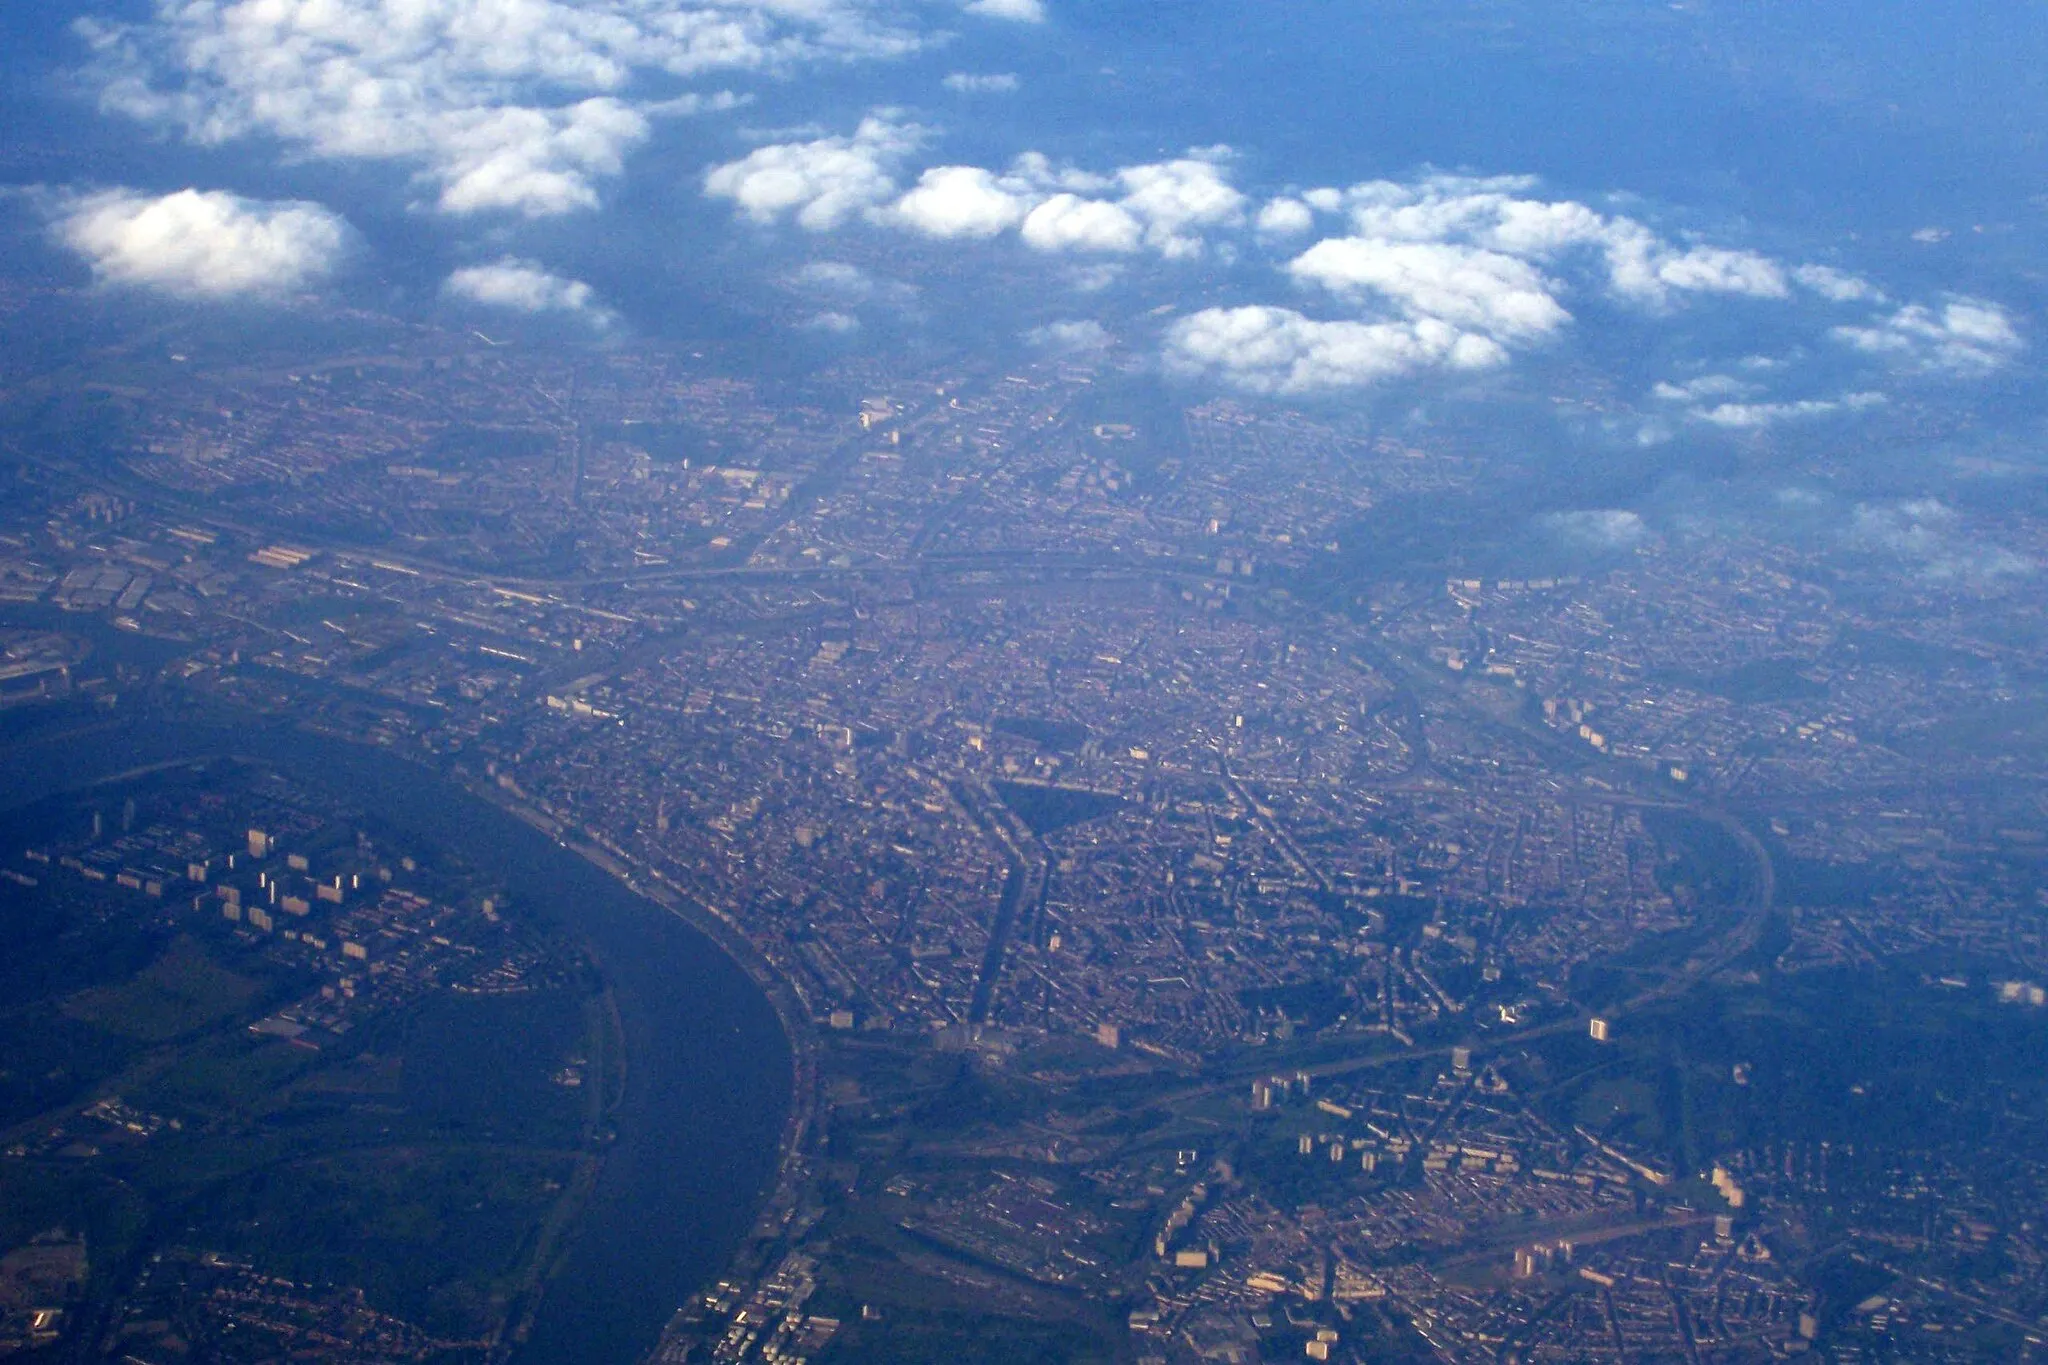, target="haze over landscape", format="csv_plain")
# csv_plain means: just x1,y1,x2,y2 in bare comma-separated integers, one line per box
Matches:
4,3,2048,1363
